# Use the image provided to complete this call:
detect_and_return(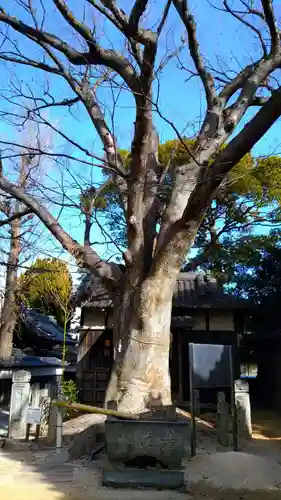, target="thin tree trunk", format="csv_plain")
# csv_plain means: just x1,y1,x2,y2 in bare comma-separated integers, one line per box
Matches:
0,157,28,360
0,211,21,359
